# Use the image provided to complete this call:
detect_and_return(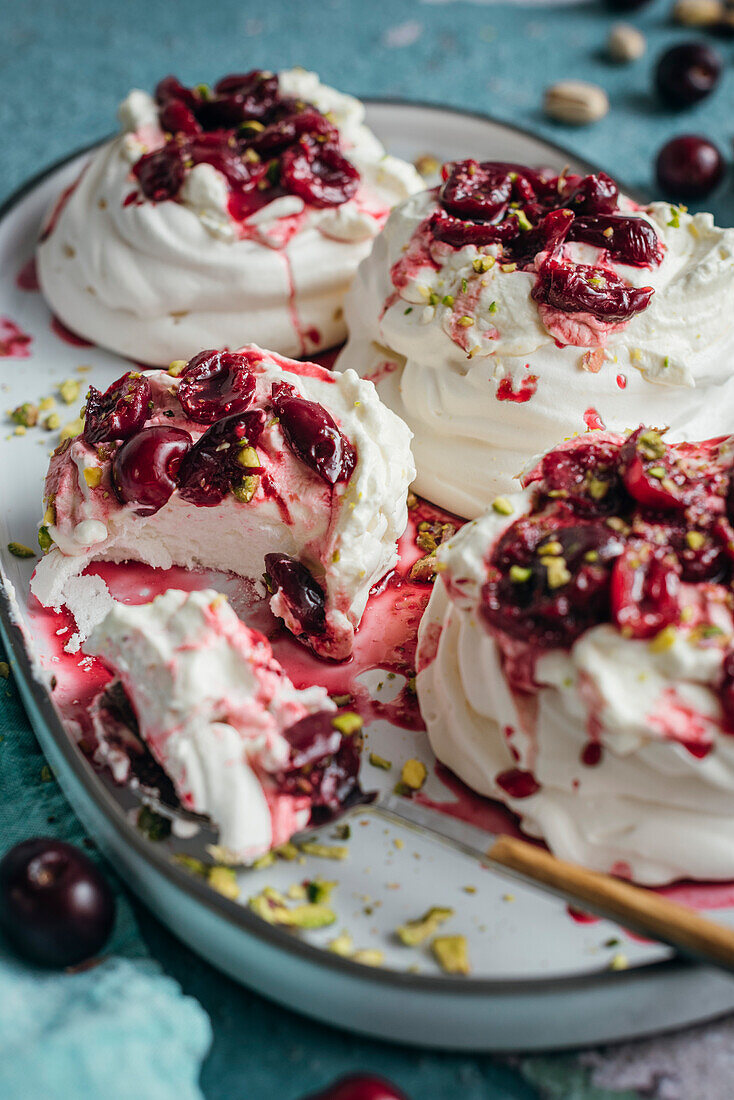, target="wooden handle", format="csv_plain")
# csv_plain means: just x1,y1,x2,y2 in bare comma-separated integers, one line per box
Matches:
488,835,734,972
